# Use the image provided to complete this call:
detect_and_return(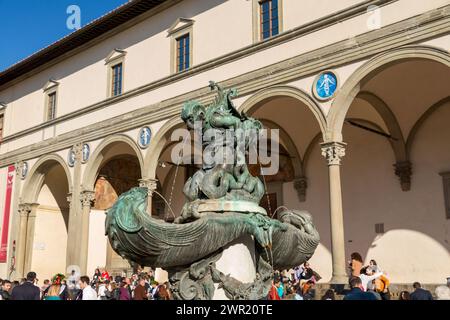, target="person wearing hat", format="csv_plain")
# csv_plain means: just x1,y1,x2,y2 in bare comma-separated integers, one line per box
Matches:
44,283,62,300
41,274,69,300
